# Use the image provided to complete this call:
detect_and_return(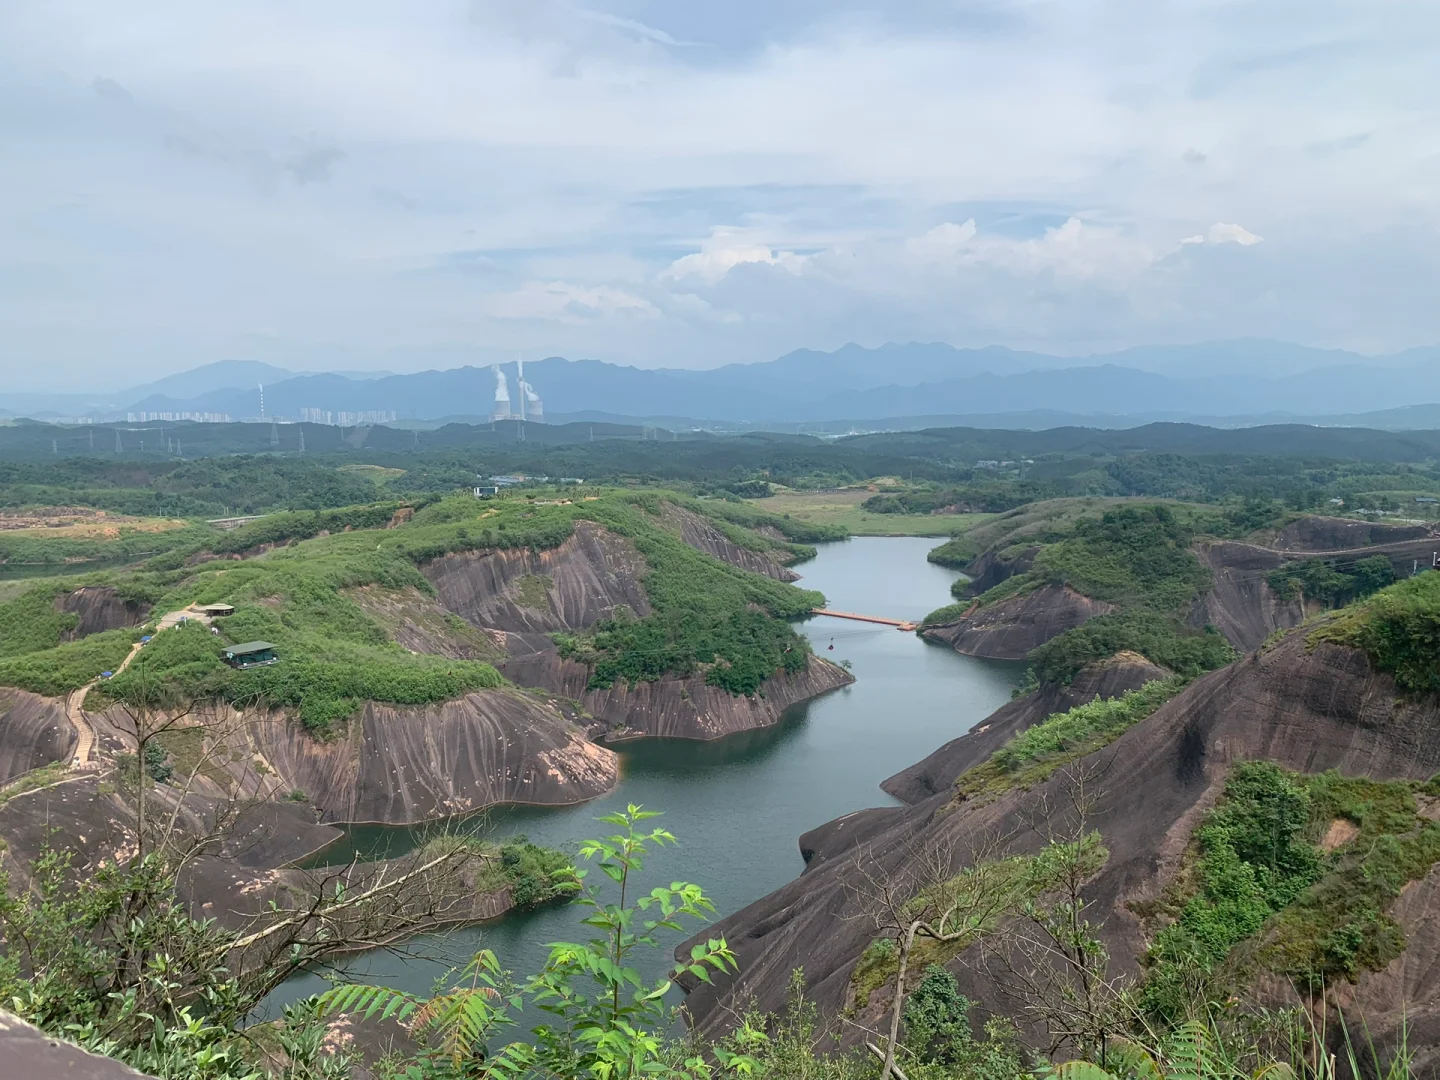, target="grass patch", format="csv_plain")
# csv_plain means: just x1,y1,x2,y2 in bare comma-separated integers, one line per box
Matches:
849,834,1109,1011
515,574,553,610
750,487,992,537
950,676,1187,806
0,761,69,806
